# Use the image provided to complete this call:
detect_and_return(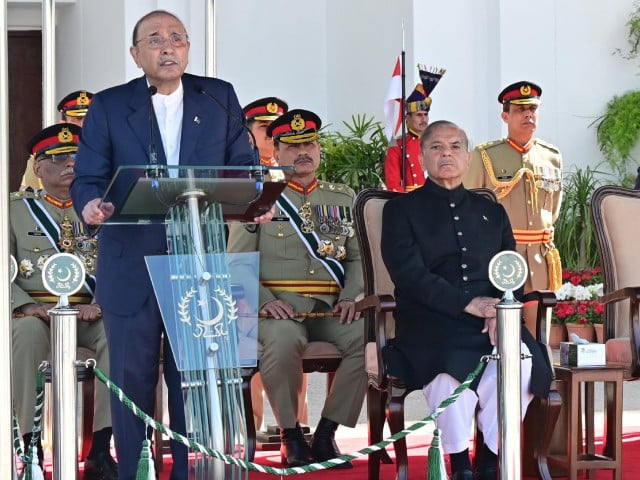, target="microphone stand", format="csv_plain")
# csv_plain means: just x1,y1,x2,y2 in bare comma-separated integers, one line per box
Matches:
197,87,264,192
146,85,165,185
